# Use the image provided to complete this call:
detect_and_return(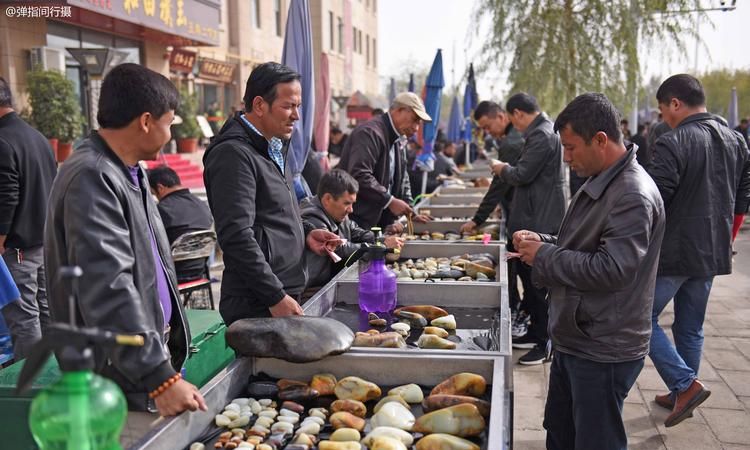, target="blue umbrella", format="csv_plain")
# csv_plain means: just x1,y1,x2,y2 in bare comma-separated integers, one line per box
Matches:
281,0,315,200
0,257,19,309
446,95,461,143
408,73,415,93
416,49,445,194
388,77,396,105
462,63,478,166
728,87,739,129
